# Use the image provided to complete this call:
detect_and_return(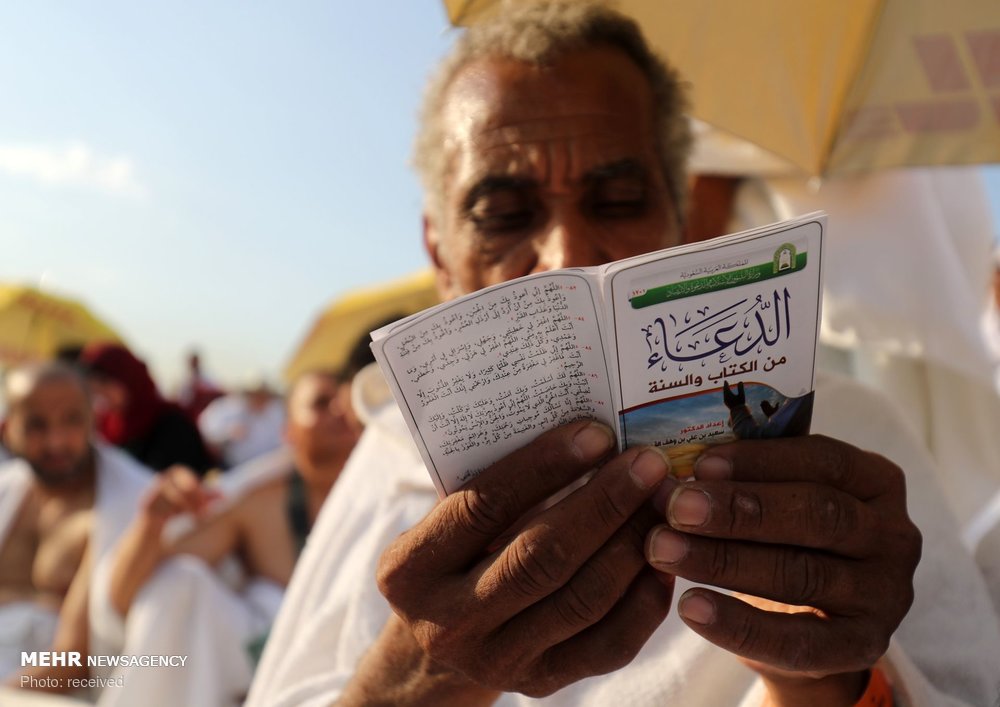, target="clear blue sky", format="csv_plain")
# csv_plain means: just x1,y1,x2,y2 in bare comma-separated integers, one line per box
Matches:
2,2,999,390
